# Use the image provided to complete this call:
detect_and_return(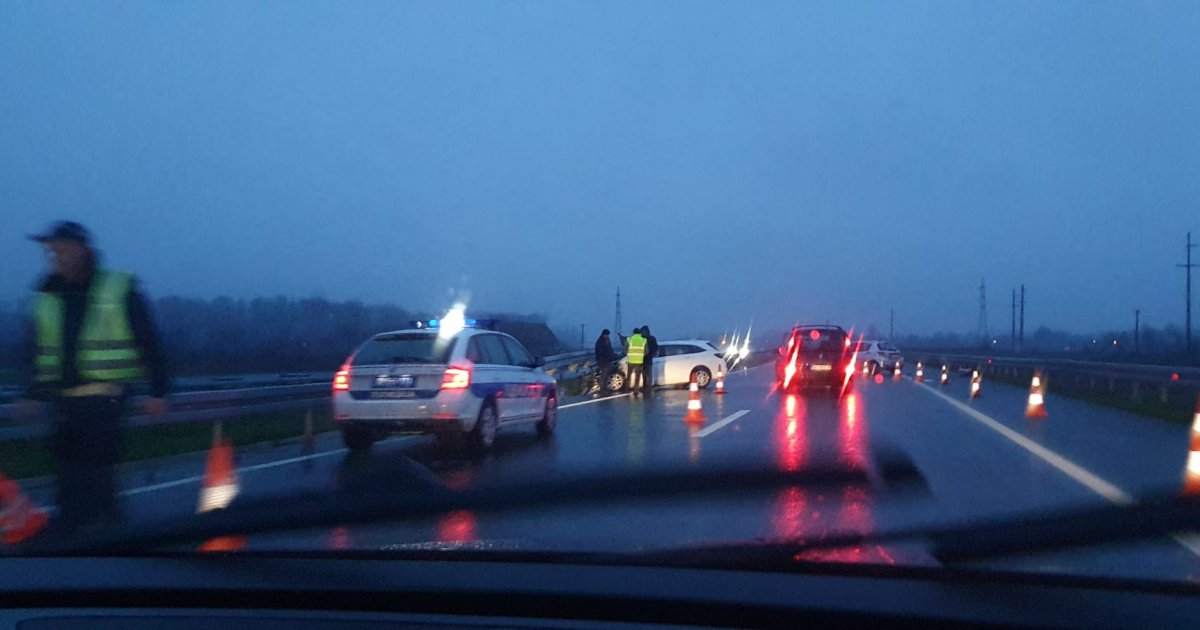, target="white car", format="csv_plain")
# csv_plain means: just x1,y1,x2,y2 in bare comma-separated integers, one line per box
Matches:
332,322,557,453
607,339,727,391
856,339,904,373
